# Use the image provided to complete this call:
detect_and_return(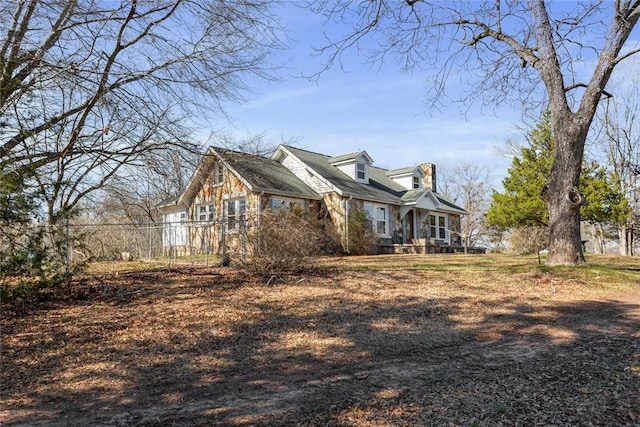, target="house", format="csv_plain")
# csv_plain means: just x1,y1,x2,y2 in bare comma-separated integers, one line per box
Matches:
157,145,470,256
